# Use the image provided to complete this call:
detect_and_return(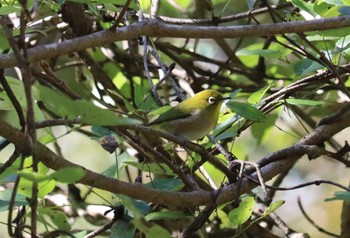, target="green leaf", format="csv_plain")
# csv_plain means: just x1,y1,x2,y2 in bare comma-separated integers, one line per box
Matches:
145,210,190,222
236,49,285,58
144,178,184,191
91,126,114,137
0,190,28,211
77,100,141,126
214,126,238,141
0,6,21,14
0,29,10,50
124,162,176,176
336,35,350,49
228,196,255,226
17,171,49,182
285,98,322,106
251,113,279,144
50,167,86,183
339,6,350,15
133,218,172,238
247,85,271,104
40,208,71,231
37,180,56,198
226,102,266,122
323,0,343,6
119,195,150,218
17,176,56,198
325,191,350,202
294,58,324,76
37,84,142,126
147,105,173,117
72,231,88,238
235,200,285,237
261,200,285,217
289,0,317,17
111,218,135,238
315,2,340,17
134,84,158,111
38,133,56,144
